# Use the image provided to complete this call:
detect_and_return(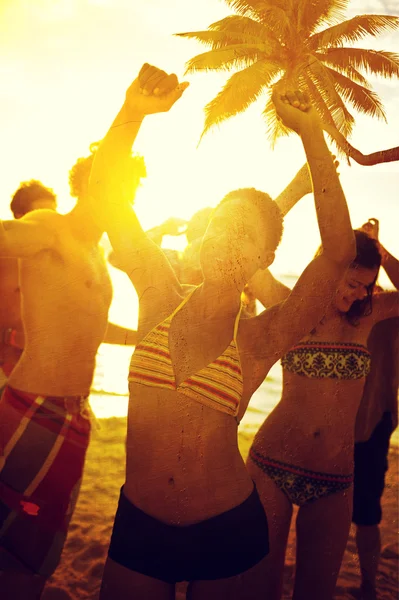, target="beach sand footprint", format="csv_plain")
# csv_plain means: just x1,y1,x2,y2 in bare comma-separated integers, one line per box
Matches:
42,587,73,600
381,543,399,559
71,540,106,572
